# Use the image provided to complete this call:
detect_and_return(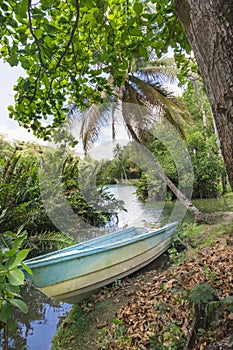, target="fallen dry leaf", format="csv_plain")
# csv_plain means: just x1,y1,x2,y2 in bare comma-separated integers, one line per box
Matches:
107,237,233,349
